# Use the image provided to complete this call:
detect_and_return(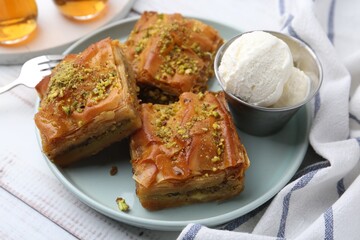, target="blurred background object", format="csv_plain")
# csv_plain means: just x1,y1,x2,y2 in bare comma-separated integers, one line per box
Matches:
0,0,38,45
53,0,108,20
0,0,134,65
